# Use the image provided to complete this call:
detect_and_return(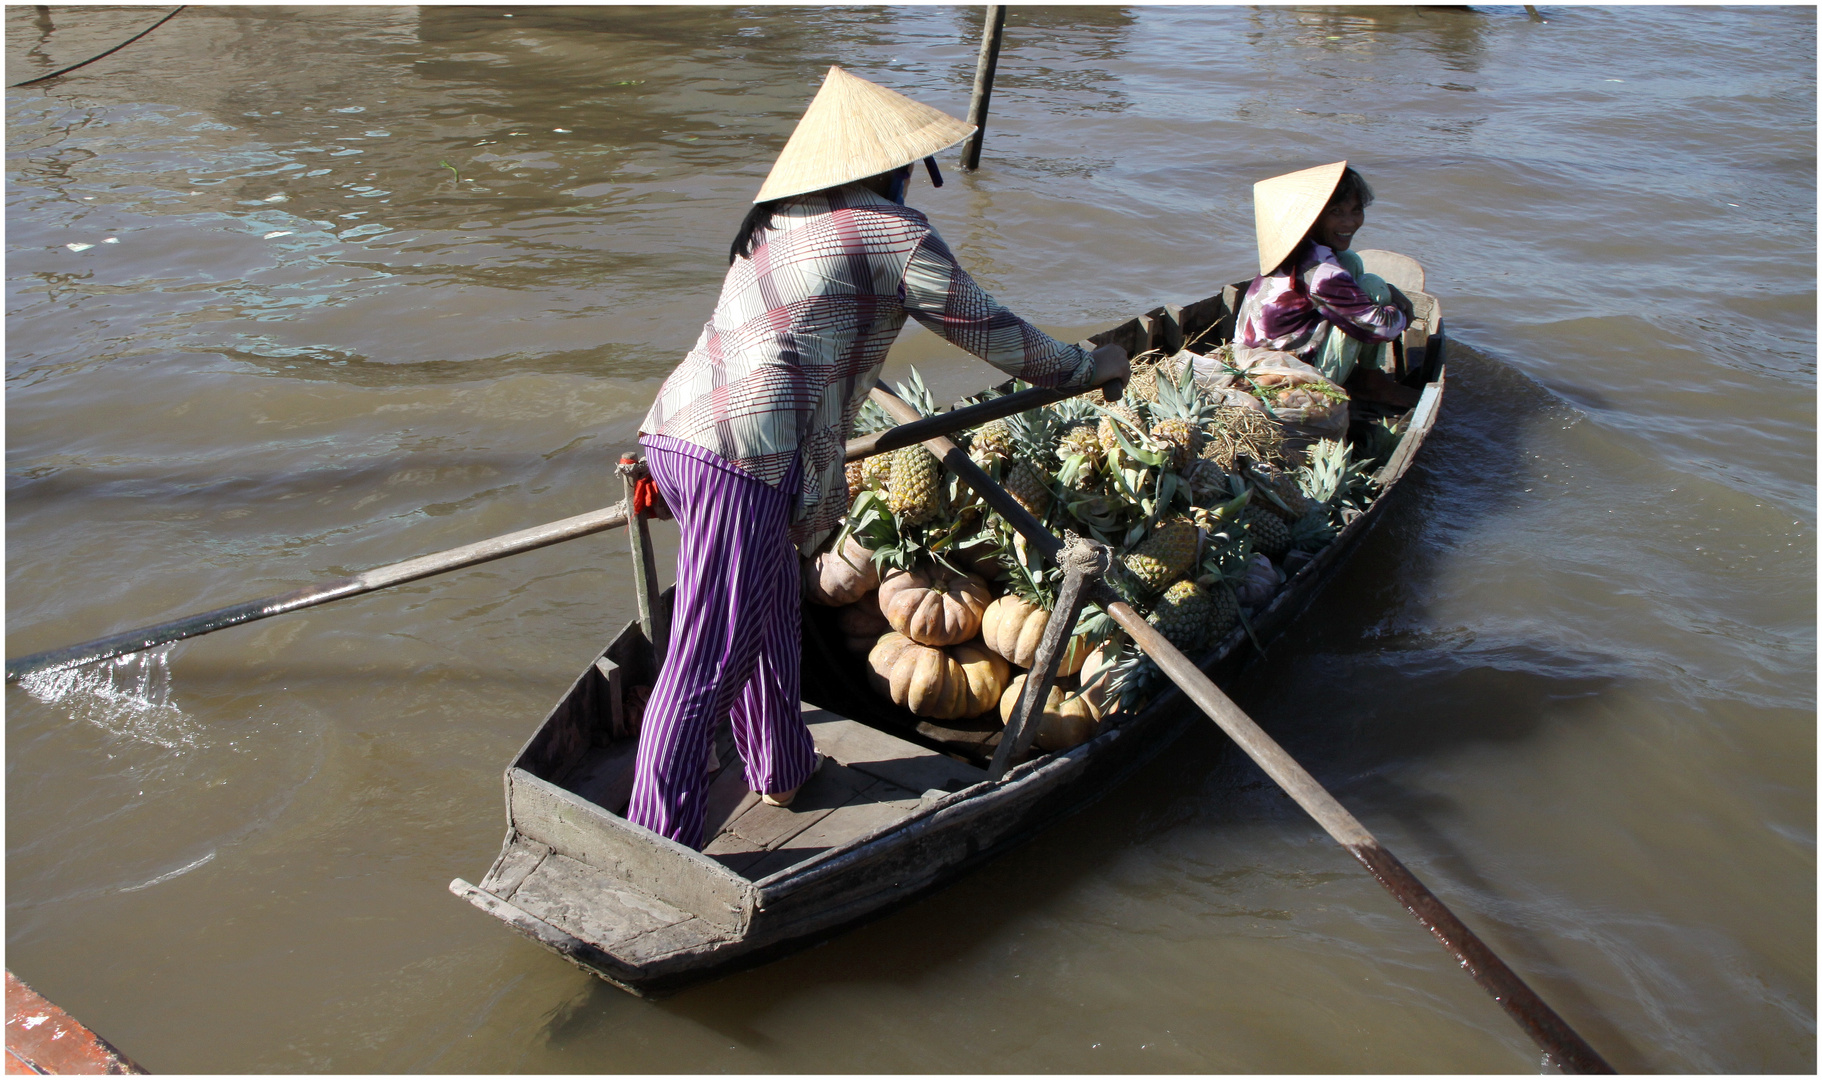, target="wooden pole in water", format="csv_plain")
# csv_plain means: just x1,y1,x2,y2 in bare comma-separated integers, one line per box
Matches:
959,5,1008,171
867,382,1614,1074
